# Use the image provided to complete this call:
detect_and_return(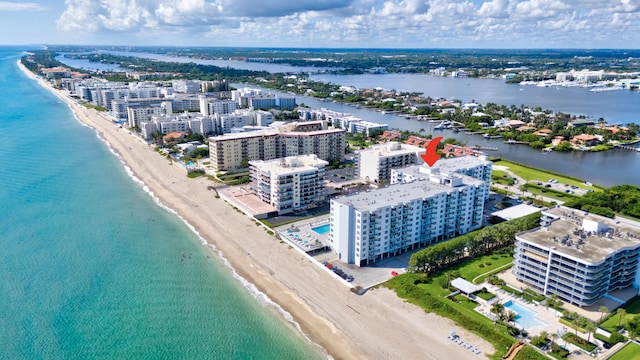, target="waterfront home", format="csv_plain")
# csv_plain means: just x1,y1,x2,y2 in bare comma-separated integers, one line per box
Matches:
551,136,566,146
442,144,484,158
533,129,553,137
507,120,526,129
380,130,401,141
571,134,601,147
568,119,596,128
404,135,431,147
